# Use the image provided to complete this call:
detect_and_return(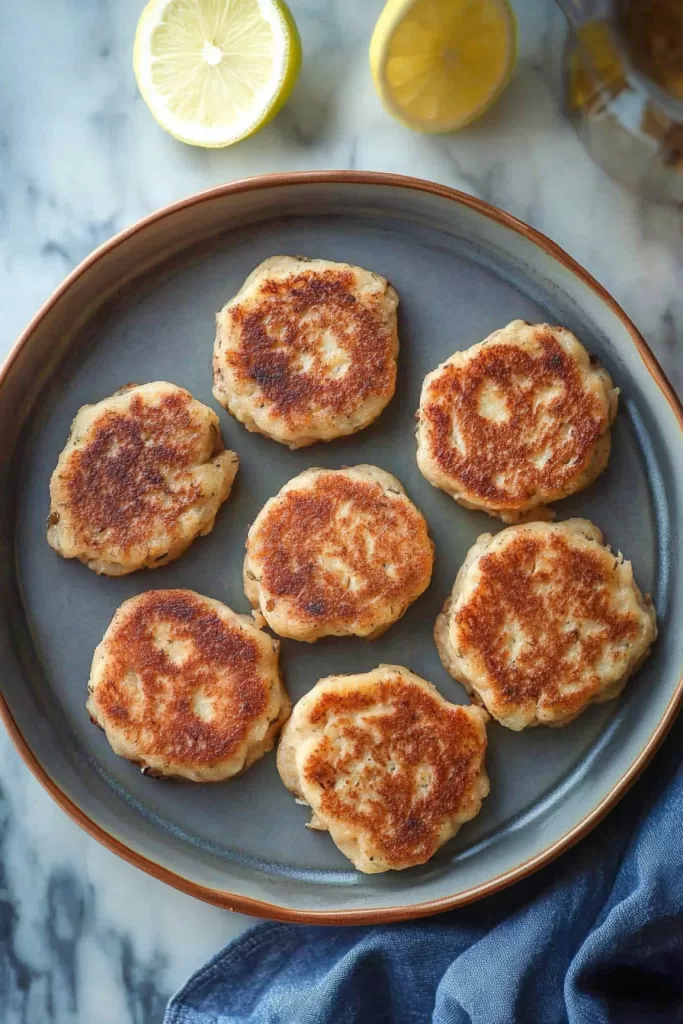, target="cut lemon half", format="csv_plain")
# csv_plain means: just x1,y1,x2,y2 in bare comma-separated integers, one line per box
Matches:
370,0,517,133
133,0,302,148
